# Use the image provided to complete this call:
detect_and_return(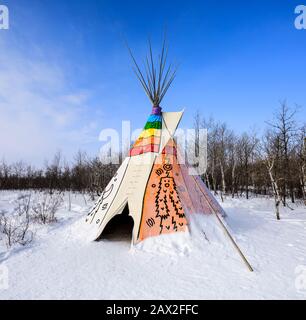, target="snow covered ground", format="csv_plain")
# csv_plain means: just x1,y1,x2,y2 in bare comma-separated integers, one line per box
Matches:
0,190,305,300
